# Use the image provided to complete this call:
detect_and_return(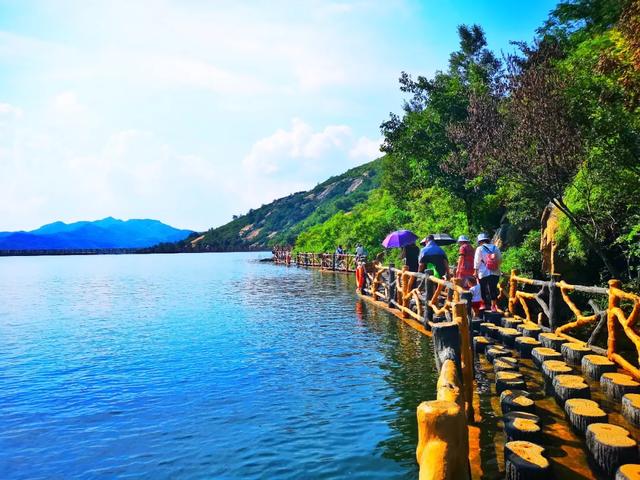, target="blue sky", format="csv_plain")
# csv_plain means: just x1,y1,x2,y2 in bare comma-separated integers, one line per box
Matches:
0,0,558,231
